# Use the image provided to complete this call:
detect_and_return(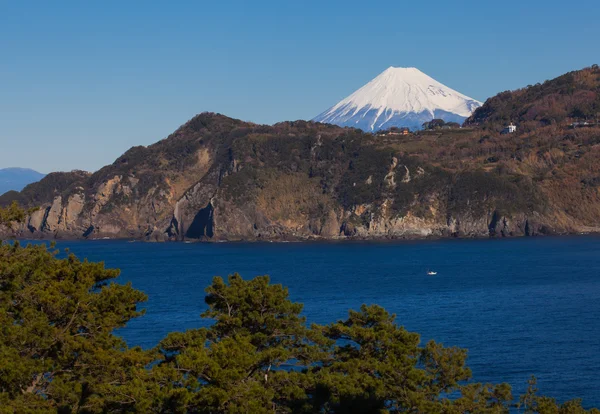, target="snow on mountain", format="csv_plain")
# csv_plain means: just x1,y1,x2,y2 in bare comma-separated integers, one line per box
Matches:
313,67,482,132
